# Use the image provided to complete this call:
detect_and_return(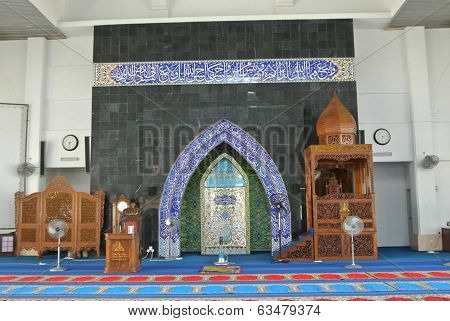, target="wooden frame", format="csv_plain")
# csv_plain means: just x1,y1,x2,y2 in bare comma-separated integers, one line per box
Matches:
15,176,104,257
